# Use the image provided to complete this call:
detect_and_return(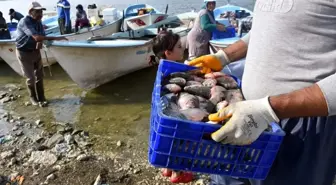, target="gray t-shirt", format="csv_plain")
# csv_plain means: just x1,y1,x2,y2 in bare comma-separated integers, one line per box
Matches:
241,0,336,116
